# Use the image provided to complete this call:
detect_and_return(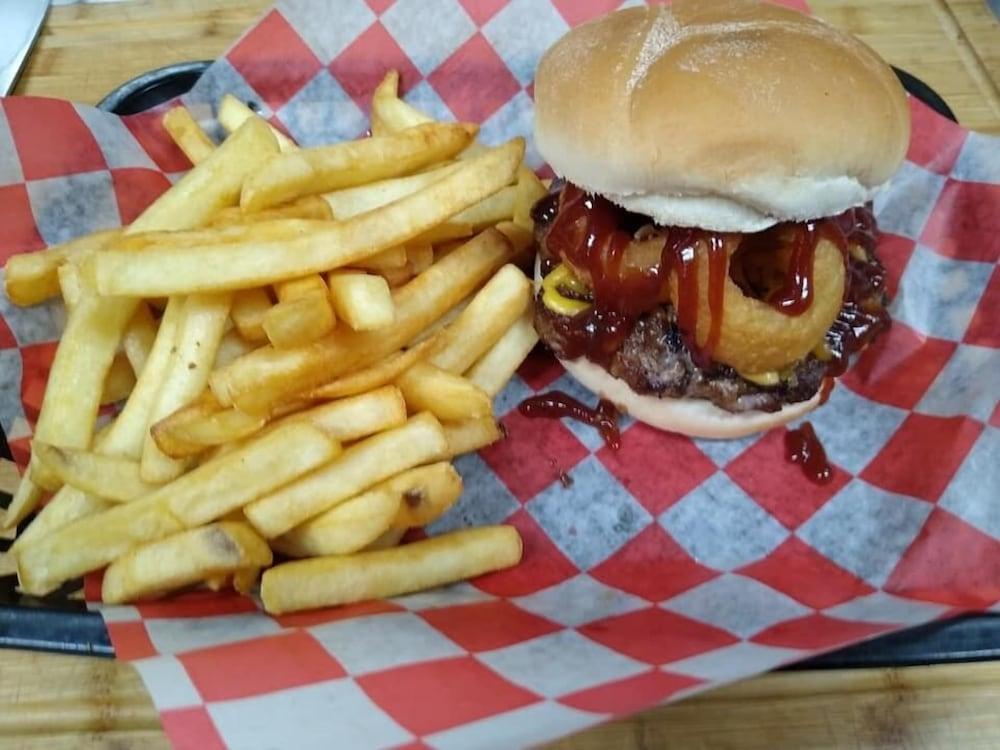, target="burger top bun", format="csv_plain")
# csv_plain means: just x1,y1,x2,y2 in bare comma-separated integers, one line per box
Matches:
560,354,821,439
533,1,910,232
